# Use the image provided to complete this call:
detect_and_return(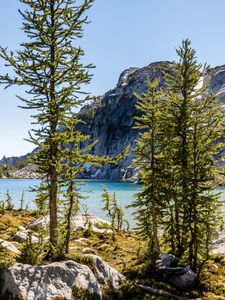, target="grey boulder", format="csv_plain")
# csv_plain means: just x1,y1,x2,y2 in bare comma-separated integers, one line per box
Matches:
84,254,126,289
156,253,179,269
0,255,126,300
162,266,197,291
0,239,20,255
27,215,50,231
0,260,102,300
156,254,197,291
13,231,39,244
